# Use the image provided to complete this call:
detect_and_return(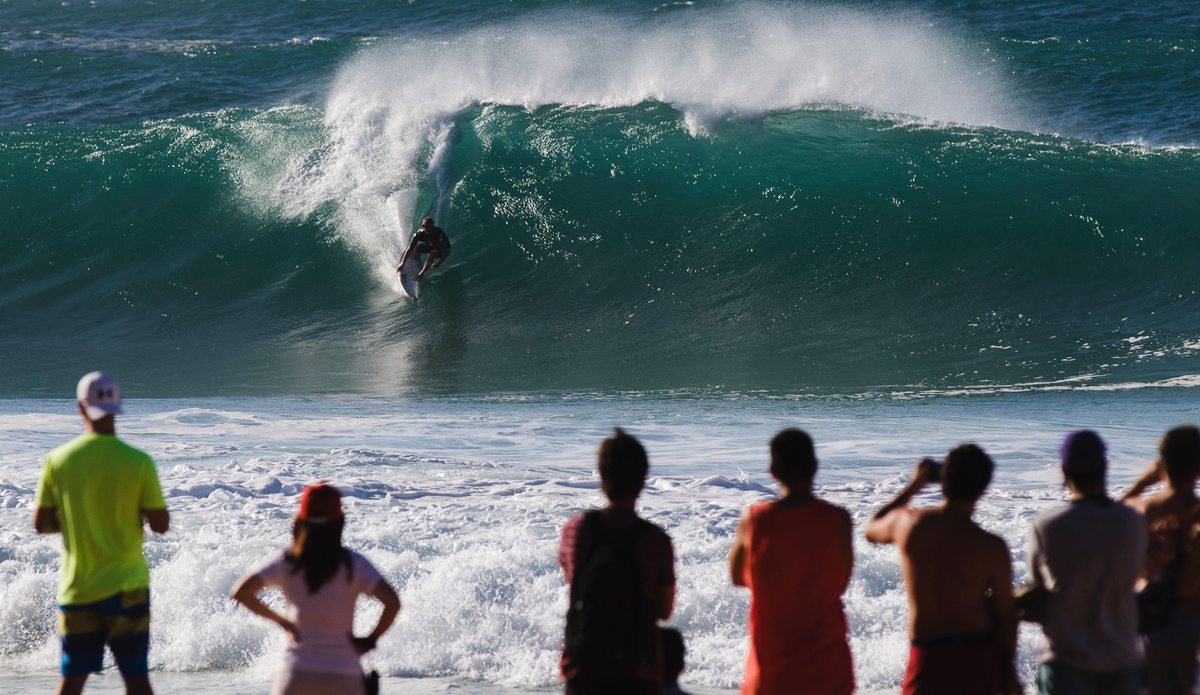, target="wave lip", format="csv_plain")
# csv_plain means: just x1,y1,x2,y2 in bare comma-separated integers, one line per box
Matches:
289,4,1024,293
